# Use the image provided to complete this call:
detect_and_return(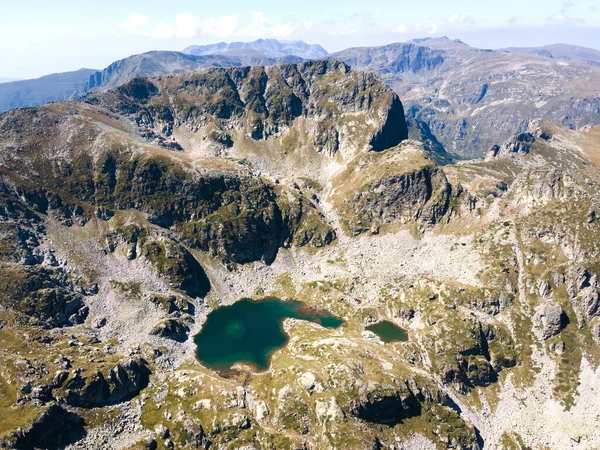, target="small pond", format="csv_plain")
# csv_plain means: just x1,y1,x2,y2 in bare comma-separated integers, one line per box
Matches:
194,298,343,372
366,320,408,343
